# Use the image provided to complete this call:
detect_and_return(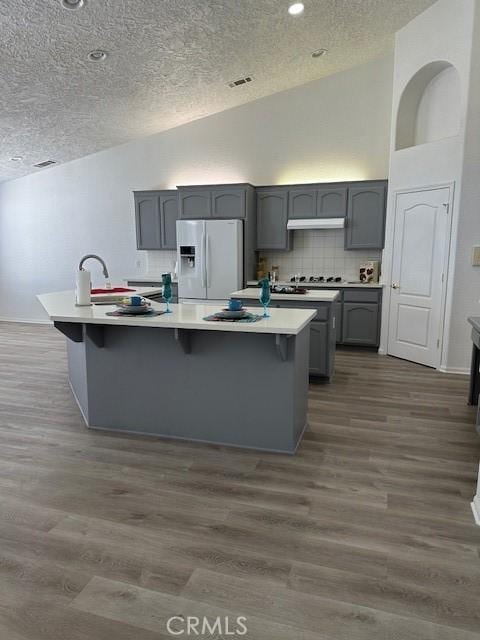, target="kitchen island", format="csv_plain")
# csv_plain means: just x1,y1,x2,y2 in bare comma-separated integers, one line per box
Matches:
231,288,339,381
37,290,316,453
